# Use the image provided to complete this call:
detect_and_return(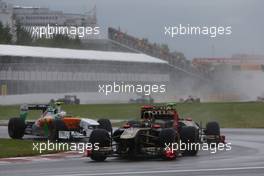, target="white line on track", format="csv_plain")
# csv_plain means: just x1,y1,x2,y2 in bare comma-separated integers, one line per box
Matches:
50,166,264,176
